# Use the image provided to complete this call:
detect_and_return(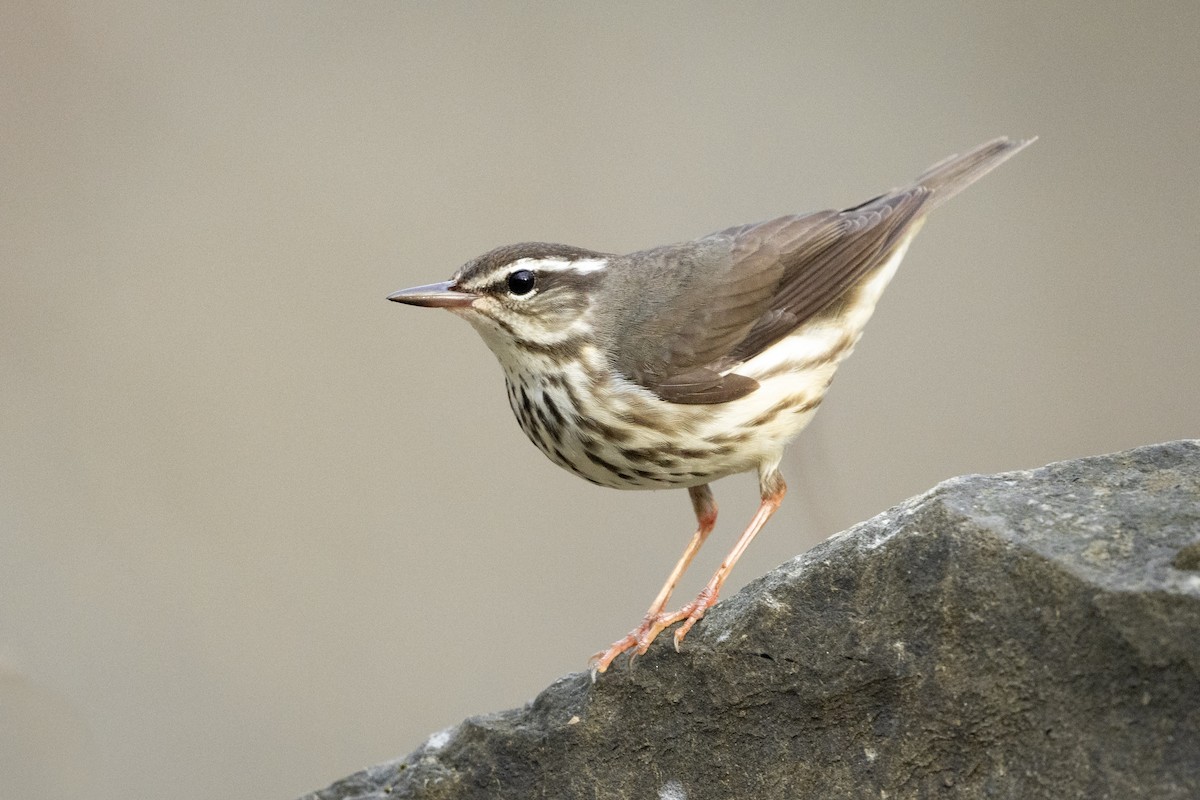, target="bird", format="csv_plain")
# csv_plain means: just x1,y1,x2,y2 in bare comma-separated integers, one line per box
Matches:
388,137,1033,672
